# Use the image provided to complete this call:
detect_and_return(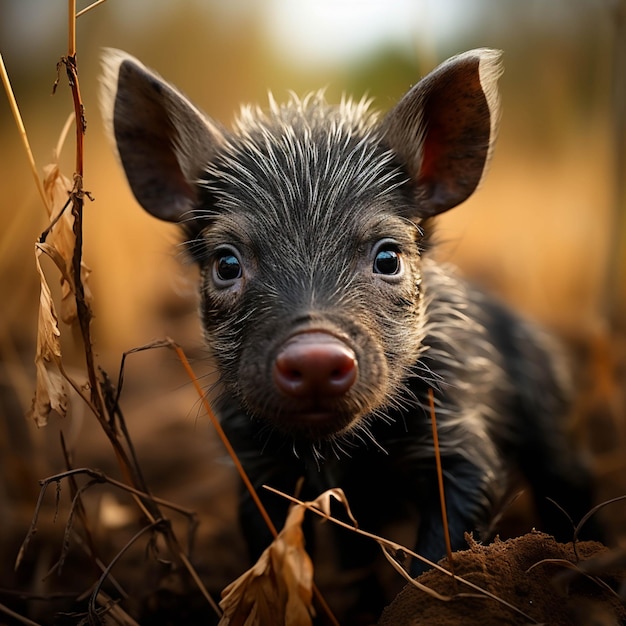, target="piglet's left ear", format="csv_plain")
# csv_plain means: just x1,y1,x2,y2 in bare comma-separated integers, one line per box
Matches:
382,48,503,218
